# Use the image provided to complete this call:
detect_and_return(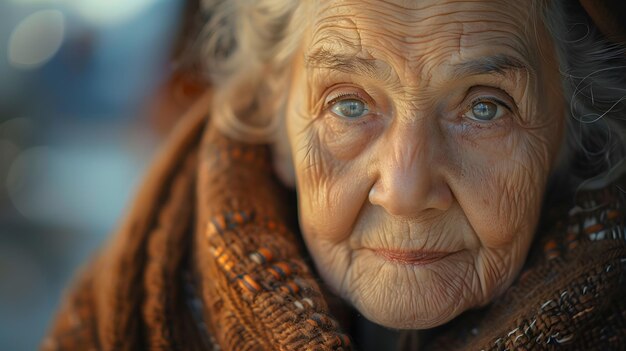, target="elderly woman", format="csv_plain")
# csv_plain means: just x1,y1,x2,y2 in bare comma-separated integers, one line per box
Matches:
44,0,626,350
